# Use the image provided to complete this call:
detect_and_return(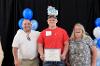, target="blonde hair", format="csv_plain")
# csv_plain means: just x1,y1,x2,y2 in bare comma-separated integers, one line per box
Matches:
70,23,87,40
